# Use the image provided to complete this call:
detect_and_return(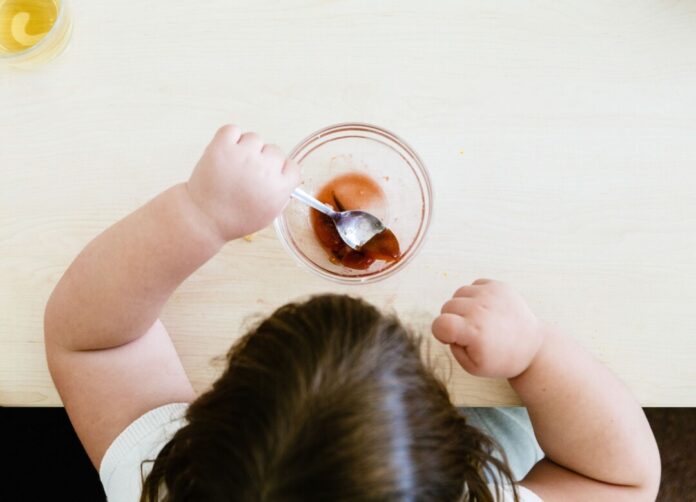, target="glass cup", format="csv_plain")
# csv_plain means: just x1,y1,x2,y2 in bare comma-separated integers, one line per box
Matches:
0,0,72,68
275,123,433,284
